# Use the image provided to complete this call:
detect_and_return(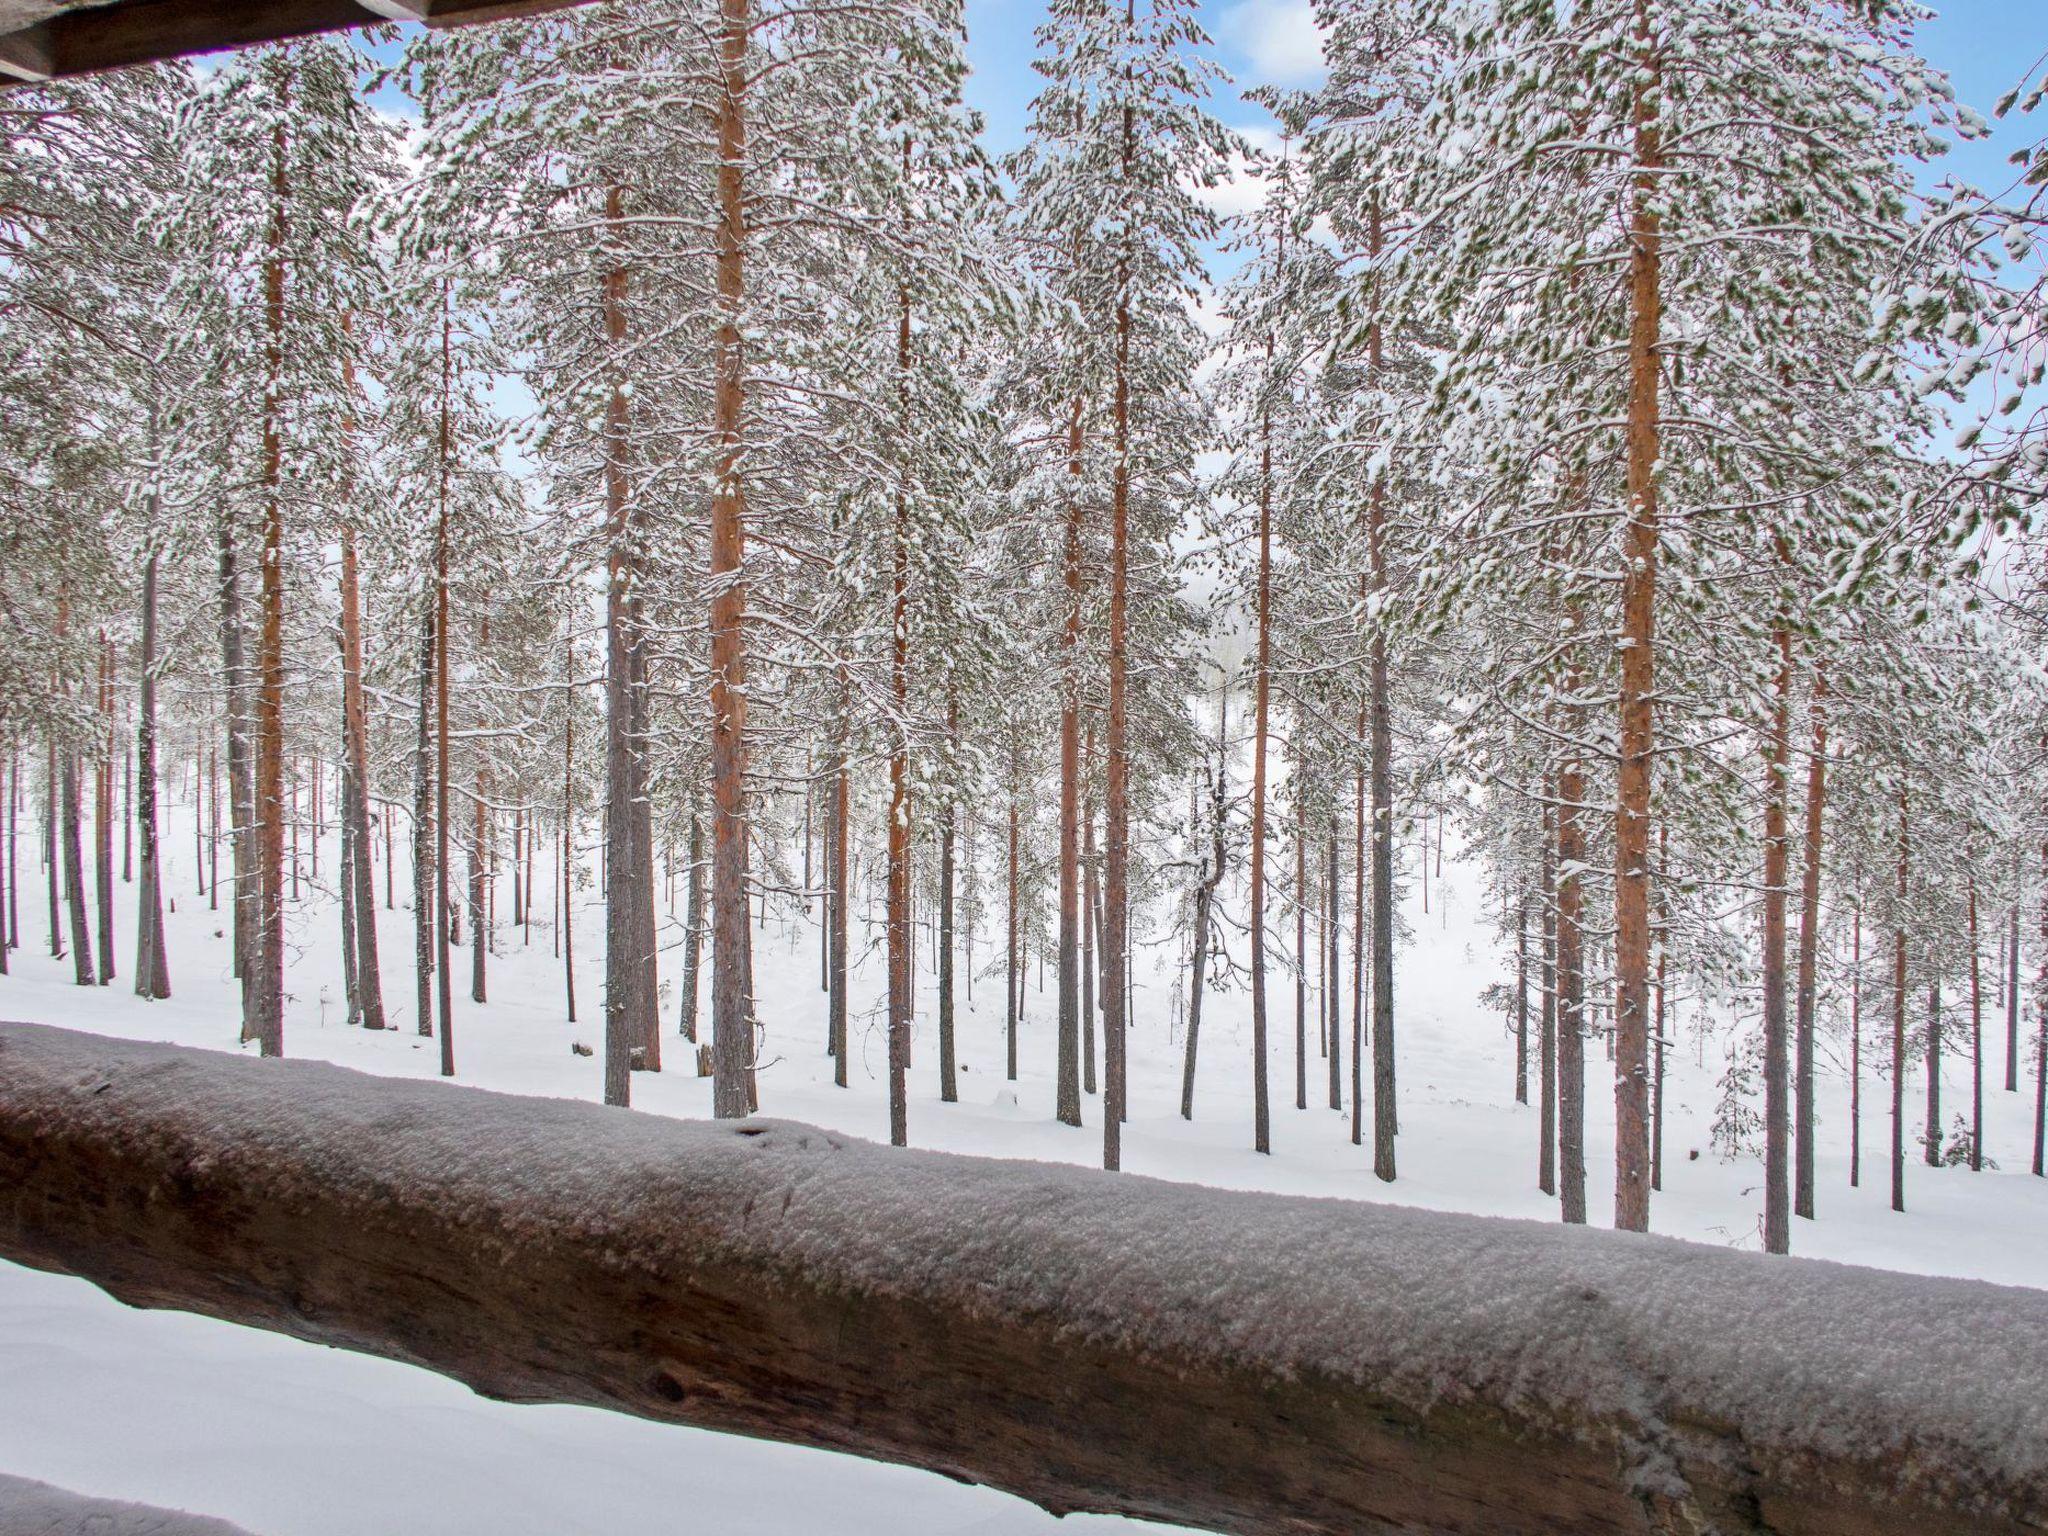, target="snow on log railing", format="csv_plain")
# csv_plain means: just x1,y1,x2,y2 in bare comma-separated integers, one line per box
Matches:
1,1023,2044,1536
